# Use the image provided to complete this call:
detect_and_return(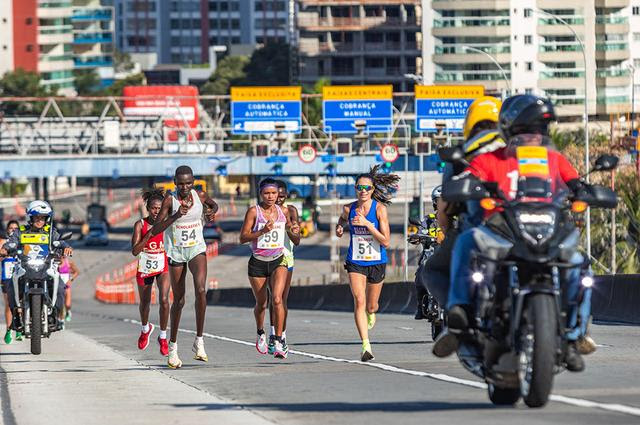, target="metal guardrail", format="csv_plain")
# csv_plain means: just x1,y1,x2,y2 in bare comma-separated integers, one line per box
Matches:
0,94,461,157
